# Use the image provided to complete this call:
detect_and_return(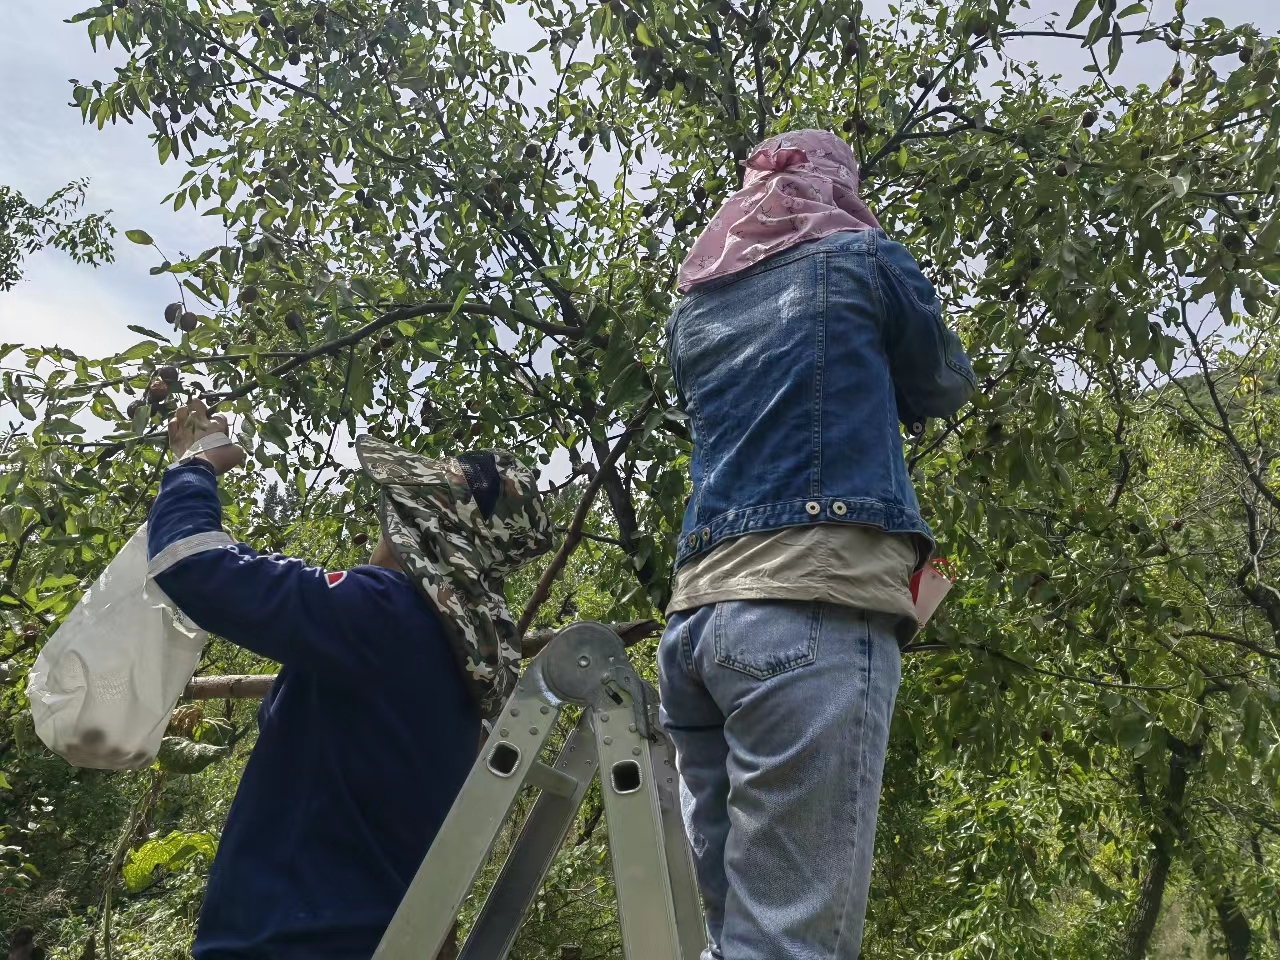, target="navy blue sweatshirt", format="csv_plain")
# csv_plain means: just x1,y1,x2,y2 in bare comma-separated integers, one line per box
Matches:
147,461,480,960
